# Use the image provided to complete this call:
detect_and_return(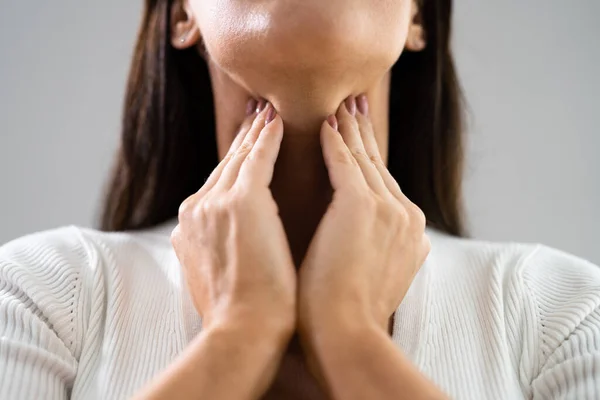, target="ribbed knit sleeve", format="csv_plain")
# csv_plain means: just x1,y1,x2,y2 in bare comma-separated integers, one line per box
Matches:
524,245,600,399
0,227,90,399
